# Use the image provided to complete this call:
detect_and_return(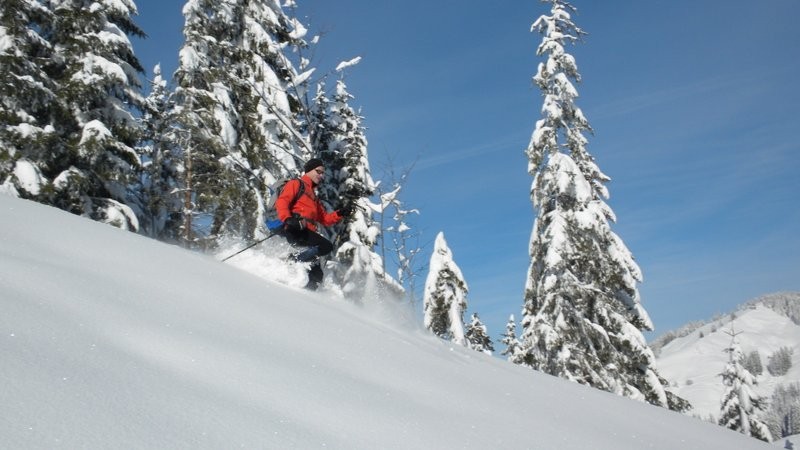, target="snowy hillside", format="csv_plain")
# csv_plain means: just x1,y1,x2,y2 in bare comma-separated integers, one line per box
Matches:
0,195,771,449
656,300,800,429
